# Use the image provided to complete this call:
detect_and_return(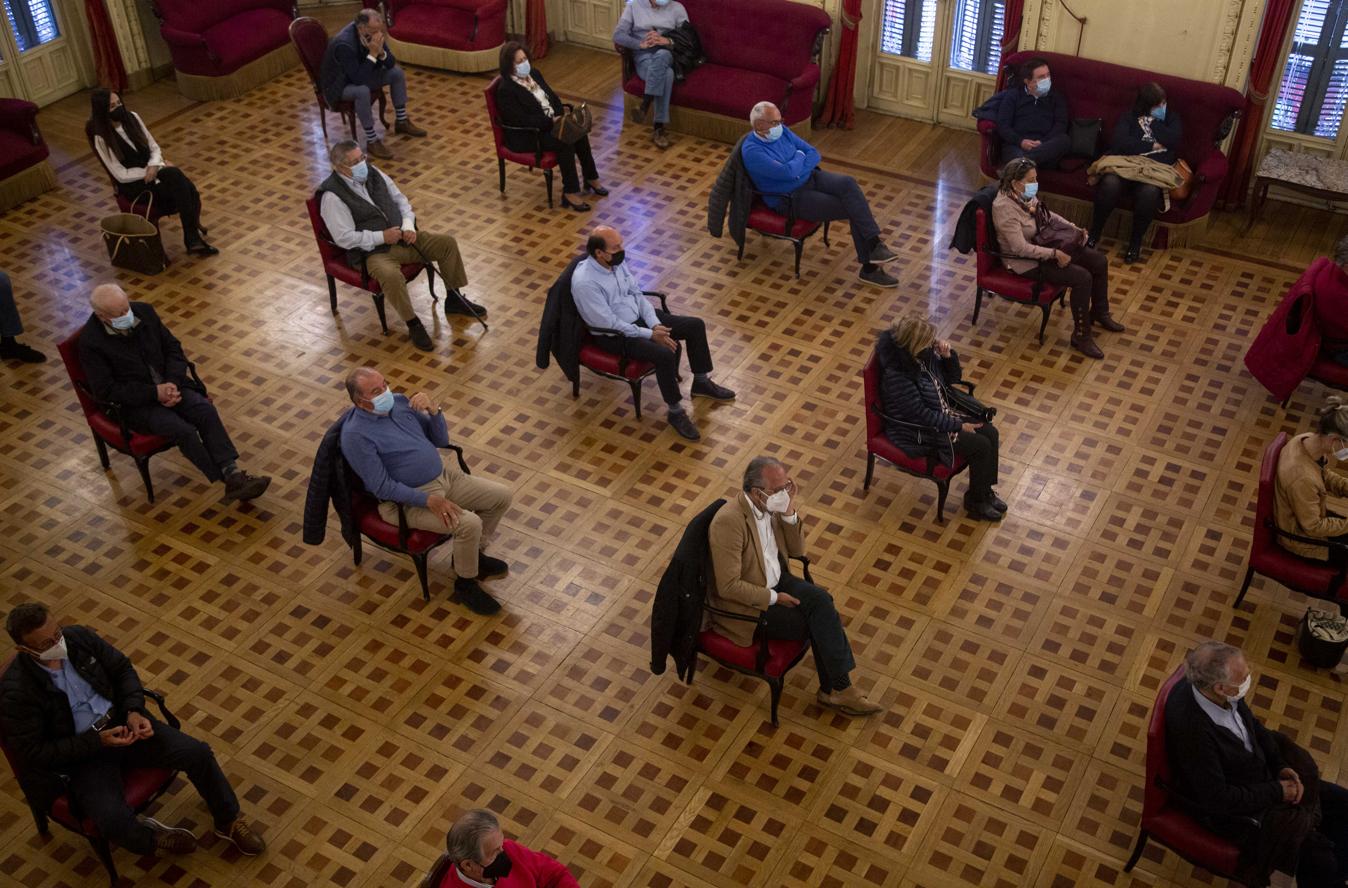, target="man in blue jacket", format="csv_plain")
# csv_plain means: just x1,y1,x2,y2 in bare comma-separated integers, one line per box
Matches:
739,101,898,288
995,57,1069,168
319,9,426,160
